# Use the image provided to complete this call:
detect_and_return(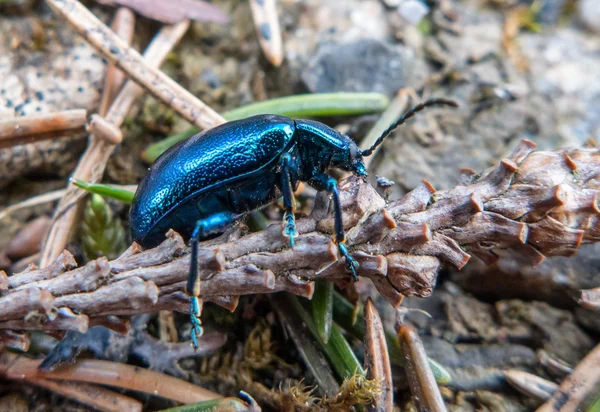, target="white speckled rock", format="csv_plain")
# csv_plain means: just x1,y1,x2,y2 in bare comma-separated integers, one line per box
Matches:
578,0,600,33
